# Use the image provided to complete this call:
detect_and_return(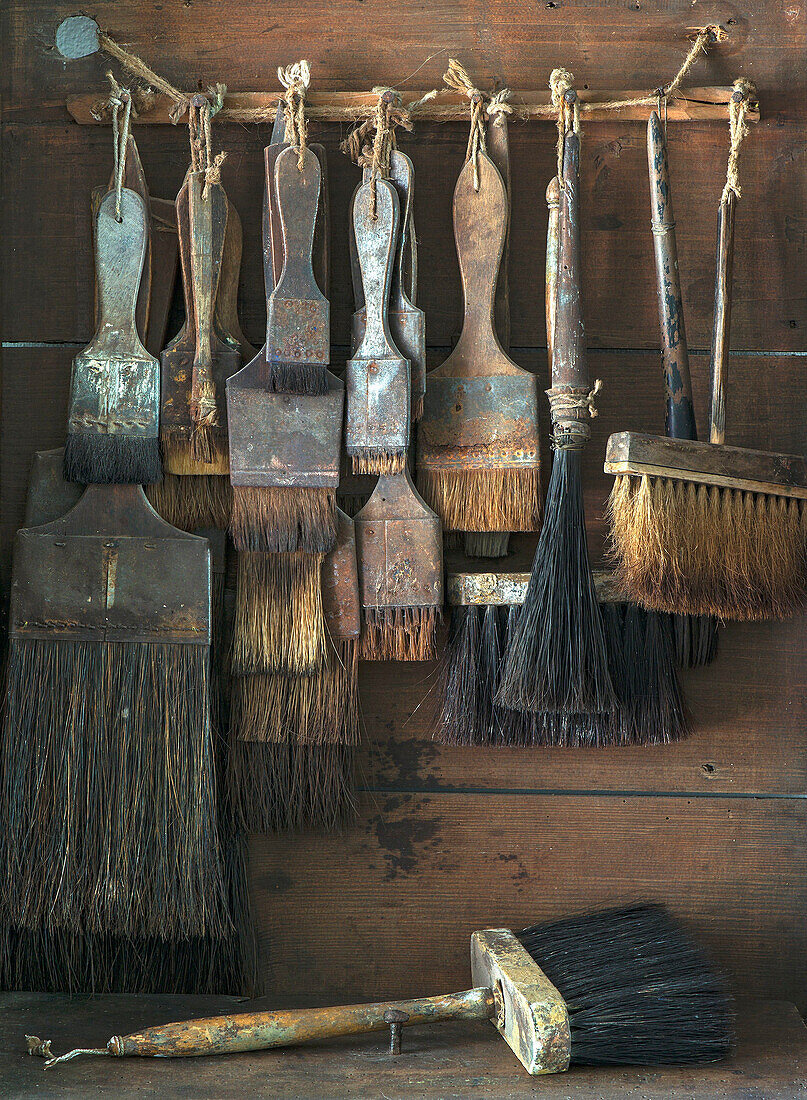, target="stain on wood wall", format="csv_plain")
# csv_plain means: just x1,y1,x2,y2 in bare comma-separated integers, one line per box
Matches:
2,1,805,1009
